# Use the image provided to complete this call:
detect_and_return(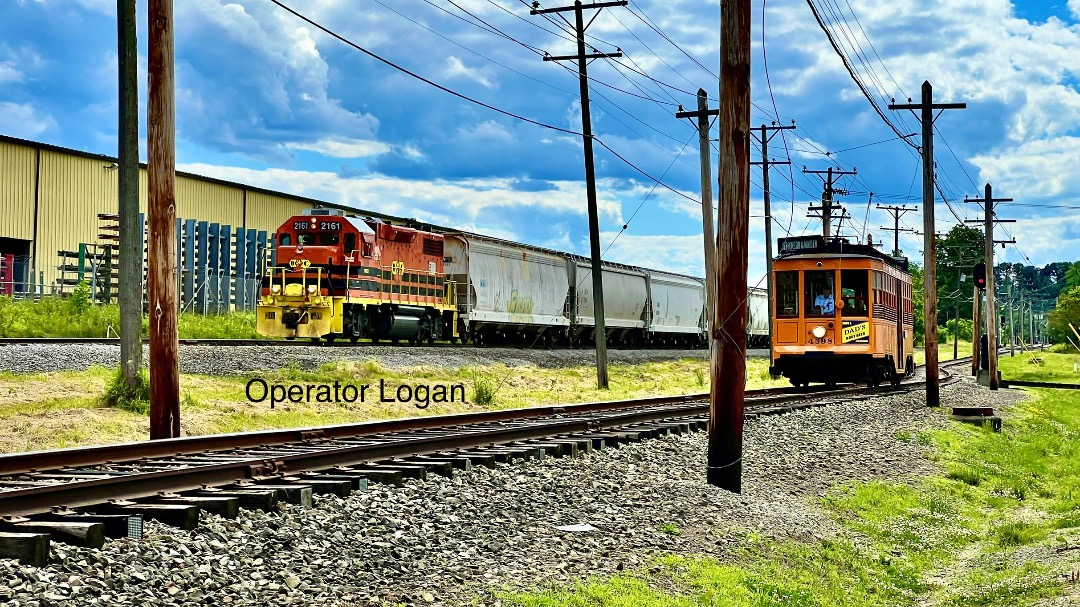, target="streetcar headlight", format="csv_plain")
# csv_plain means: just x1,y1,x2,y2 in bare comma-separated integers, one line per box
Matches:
271,284,281,294
307,284,318,294
812,325,827,339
